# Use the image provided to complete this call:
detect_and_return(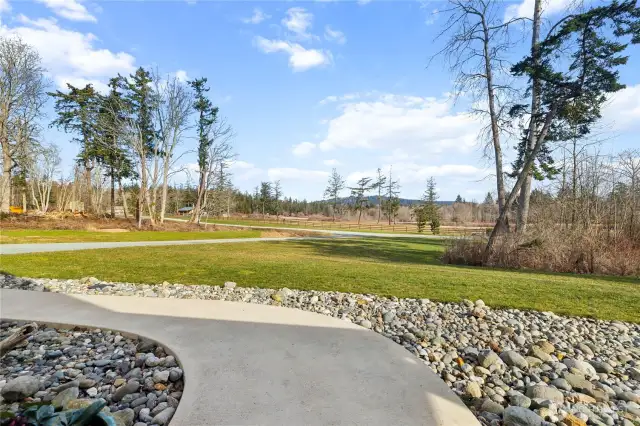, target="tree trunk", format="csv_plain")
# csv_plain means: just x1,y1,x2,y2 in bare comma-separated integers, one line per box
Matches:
485,104,557,262
481,15,508,230
159,159,170,223
83,163,93,214
140,156,155,227
110,167,116,217
190,170,206,223
516,0,542,233
119,179,128,220
333,197,337,222
572,139,578,226
1,143,11,213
